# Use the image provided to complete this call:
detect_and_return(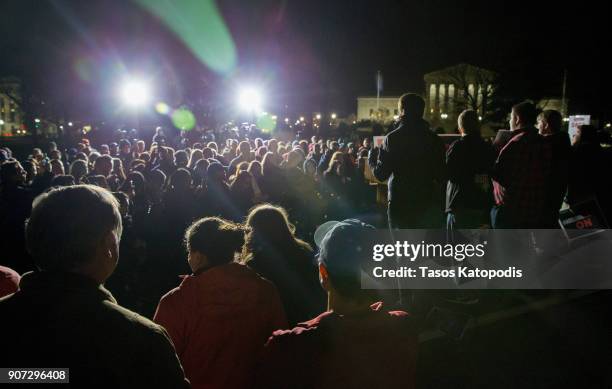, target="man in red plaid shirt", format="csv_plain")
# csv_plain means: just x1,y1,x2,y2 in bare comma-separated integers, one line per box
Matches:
491,101,554,228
